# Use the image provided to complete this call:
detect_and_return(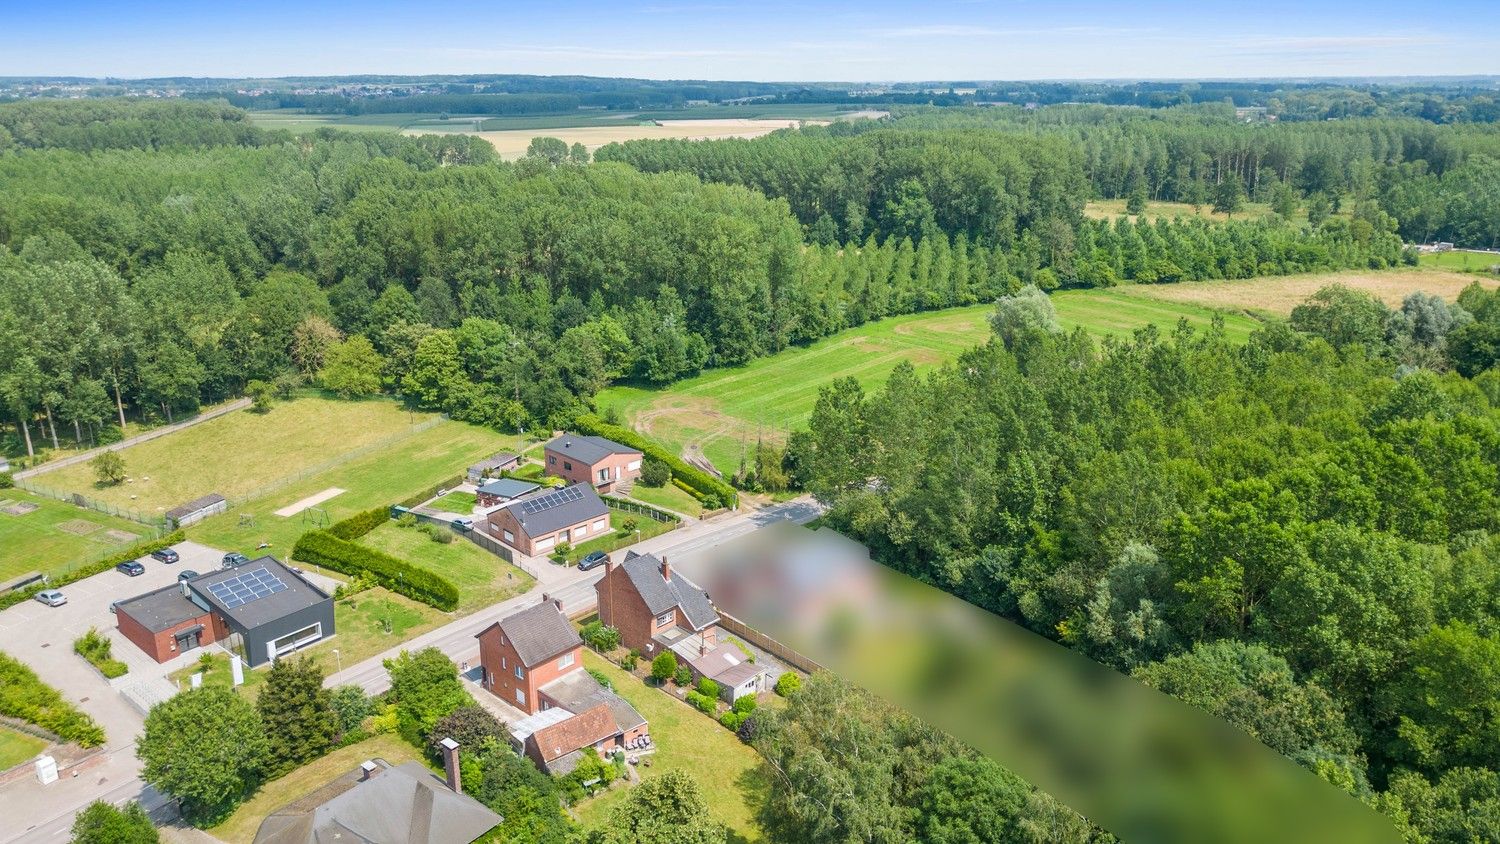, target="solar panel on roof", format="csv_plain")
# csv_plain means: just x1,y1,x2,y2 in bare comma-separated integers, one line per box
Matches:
520,485,585,514
205,567,288,610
